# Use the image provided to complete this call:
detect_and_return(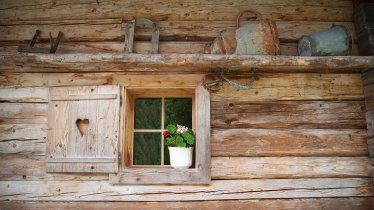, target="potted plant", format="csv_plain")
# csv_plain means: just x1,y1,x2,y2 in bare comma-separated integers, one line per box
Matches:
163,124,195,169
